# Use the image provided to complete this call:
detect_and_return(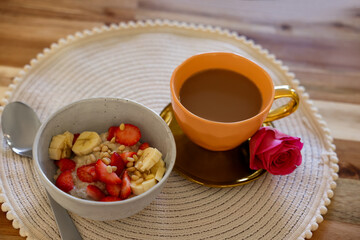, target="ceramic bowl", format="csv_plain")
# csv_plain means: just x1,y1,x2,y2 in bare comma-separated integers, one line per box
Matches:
33,98,176,220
